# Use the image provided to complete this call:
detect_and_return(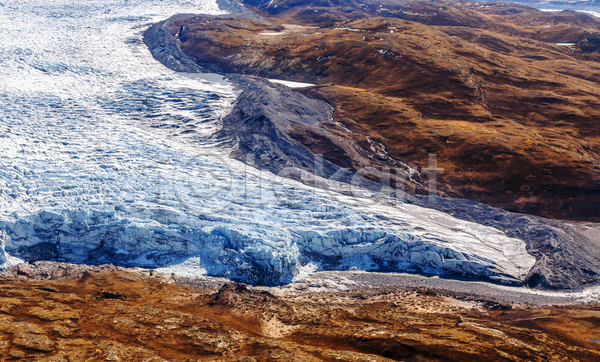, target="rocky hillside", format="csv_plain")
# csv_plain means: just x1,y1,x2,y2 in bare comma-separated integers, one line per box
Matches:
170,0,600,221
0,265,599,361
